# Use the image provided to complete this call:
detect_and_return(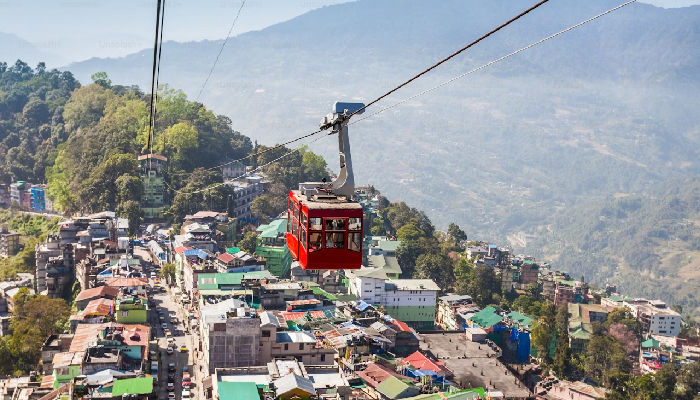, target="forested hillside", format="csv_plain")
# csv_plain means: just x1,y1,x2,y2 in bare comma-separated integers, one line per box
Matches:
528,177,700,316
0,60,327,224
64,0,700,239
